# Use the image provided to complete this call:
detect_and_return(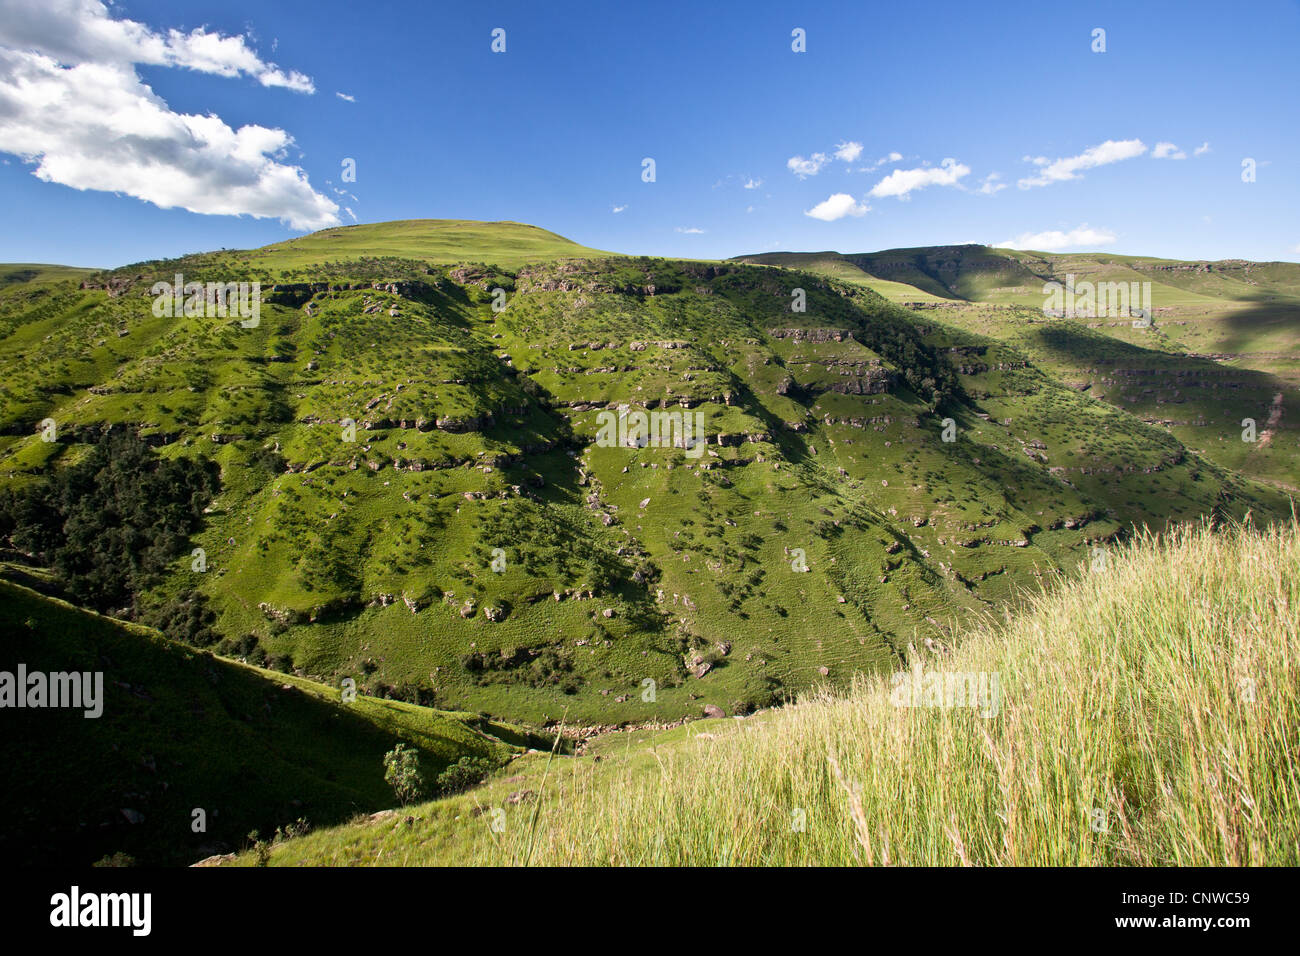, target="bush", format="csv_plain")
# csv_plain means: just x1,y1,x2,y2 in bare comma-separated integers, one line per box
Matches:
145,589,219,647
436,755,494,796
0,431,219,613
382,743,426,806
